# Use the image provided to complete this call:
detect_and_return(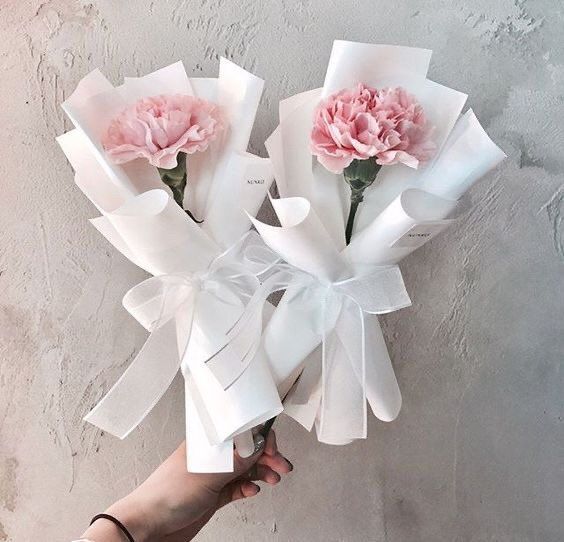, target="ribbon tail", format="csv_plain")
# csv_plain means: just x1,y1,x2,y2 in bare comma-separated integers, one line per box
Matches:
316,298,368,444
84,318,181,438
202,294,264,391
178,293,234,472
202,269,296,391
363,314,402,422
331,310,402,425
